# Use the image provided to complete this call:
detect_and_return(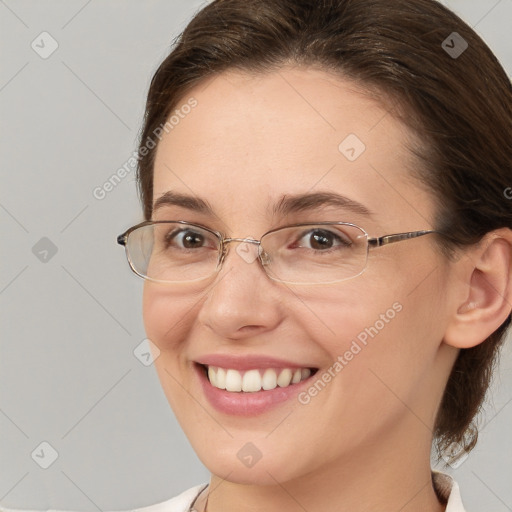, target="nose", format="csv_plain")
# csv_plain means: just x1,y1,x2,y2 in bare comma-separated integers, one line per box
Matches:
196,238,283,340
218,238,271,268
